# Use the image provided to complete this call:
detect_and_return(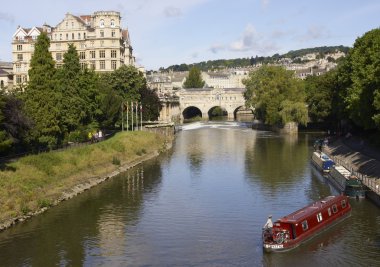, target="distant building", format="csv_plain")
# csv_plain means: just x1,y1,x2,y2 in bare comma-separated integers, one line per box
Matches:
12,11,135,86
0,61,13,90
